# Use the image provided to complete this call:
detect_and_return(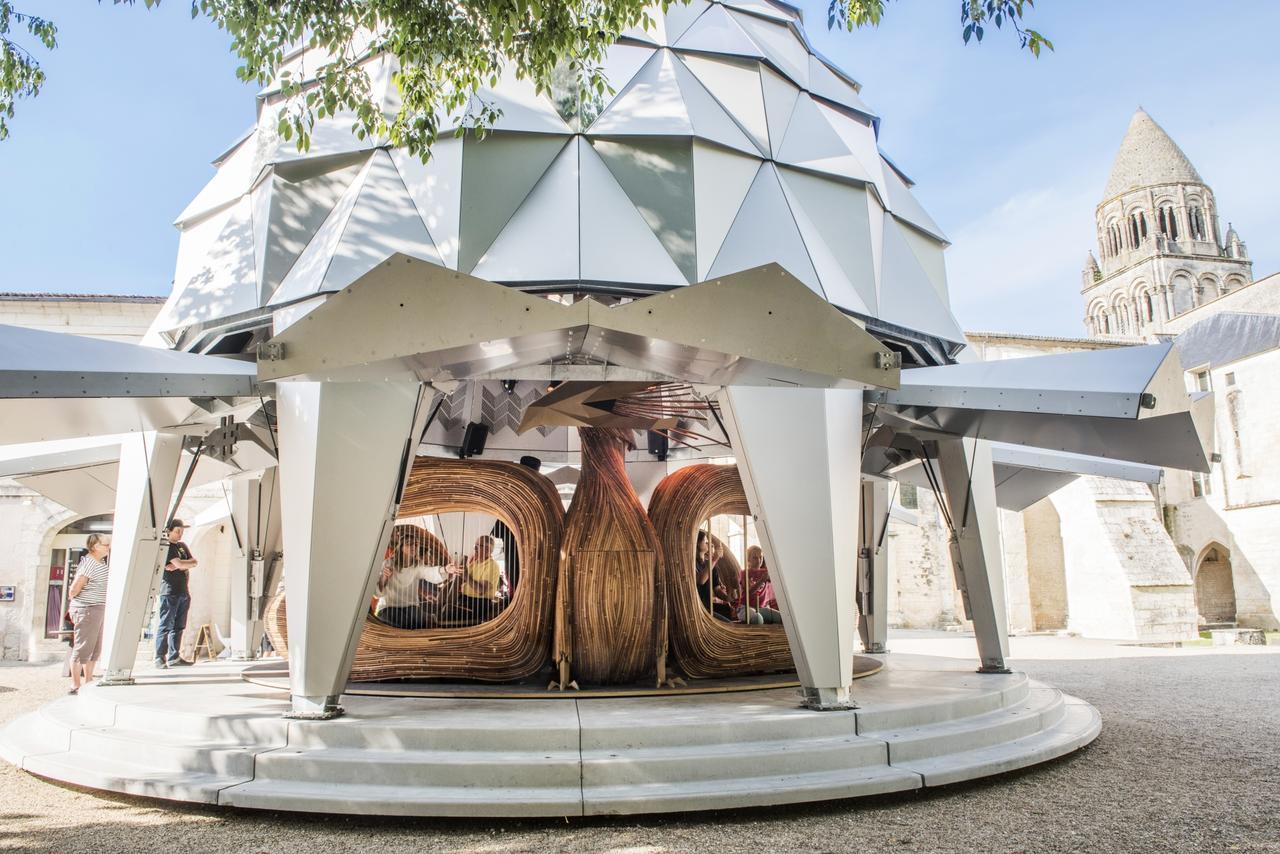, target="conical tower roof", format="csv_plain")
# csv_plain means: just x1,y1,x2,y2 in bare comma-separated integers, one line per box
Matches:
1103,108,1203,199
